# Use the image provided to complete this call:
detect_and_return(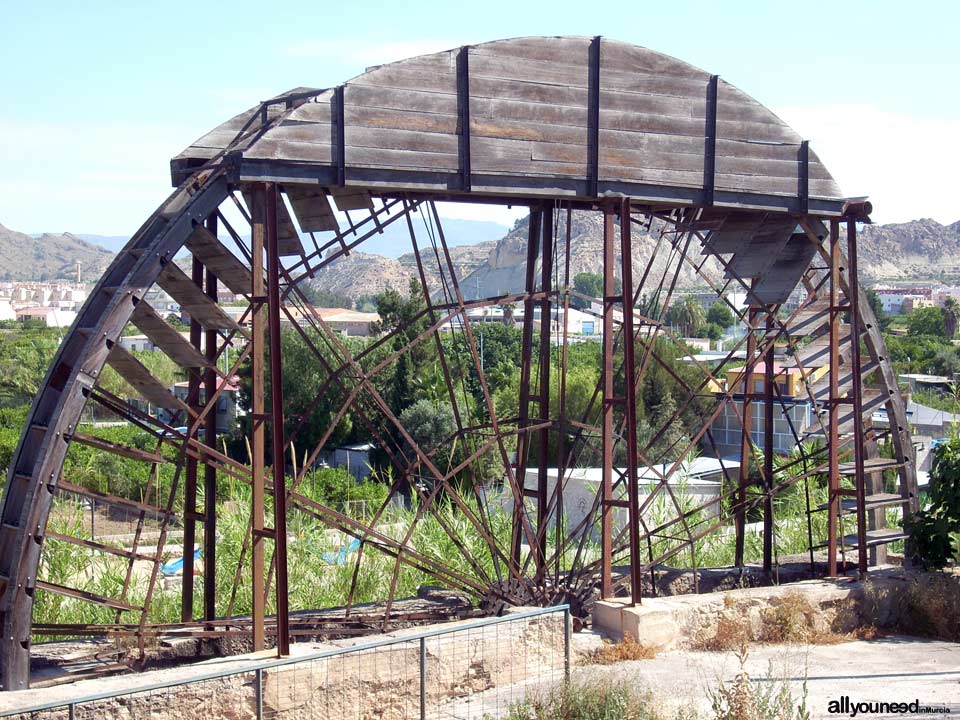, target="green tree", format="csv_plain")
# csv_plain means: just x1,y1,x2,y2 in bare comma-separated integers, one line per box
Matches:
666,297,706,337
944,298,960,339
907,306,947,337
702,322,724,341
572,272,603,309
904,438,960,569
371,278,434,413
706,301,735,329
